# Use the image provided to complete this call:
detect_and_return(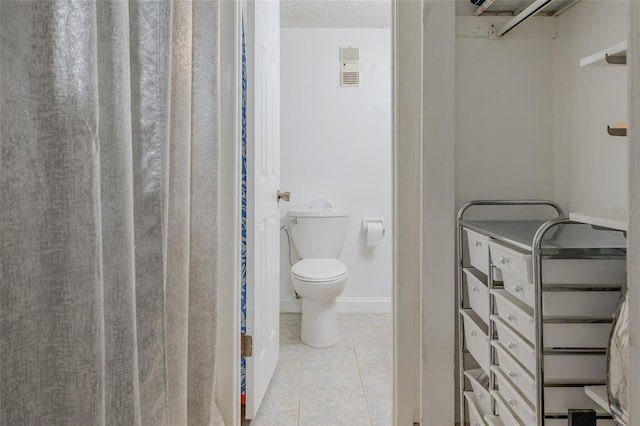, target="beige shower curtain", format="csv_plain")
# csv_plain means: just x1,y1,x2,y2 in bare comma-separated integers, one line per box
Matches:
0,1,224,424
